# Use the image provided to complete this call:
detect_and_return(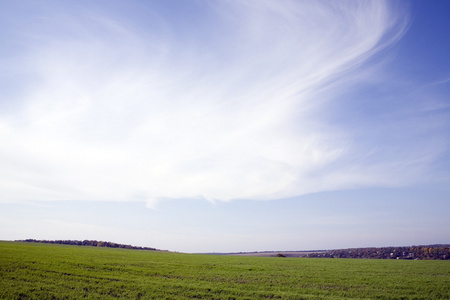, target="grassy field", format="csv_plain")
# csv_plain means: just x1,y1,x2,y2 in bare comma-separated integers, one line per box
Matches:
1,241,449,299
